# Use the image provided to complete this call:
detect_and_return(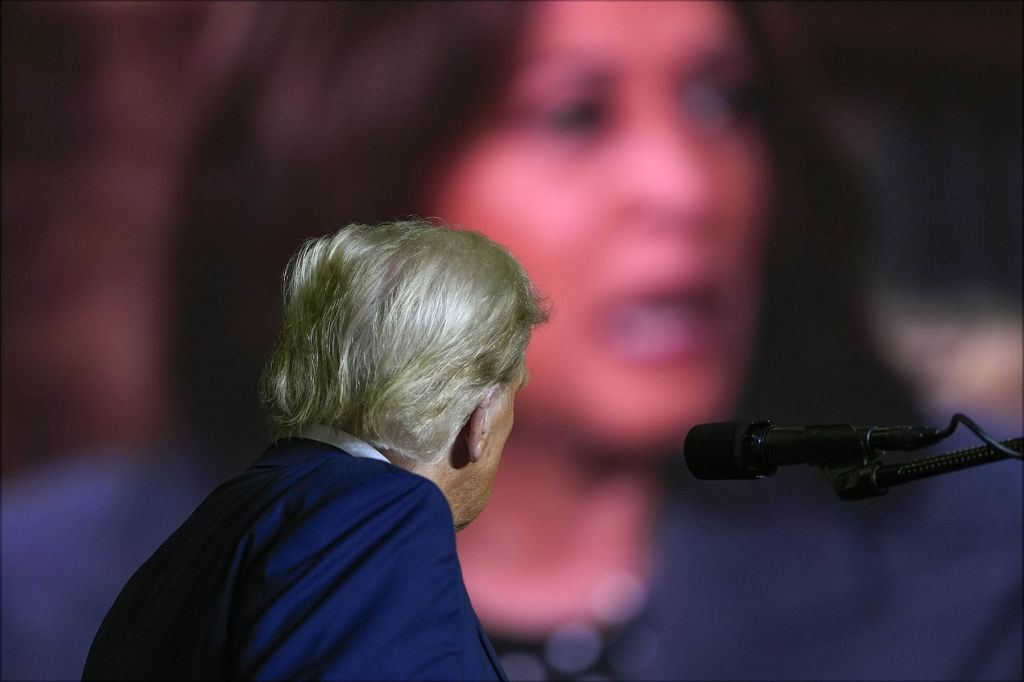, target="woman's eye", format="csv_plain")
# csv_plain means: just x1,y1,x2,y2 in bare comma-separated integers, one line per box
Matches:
680,79,760,133
539,100,606,136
